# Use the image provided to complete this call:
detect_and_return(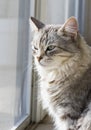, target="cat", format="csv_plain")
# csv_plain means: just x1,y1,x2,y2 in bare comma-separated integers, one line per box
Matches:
30,16,91,130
